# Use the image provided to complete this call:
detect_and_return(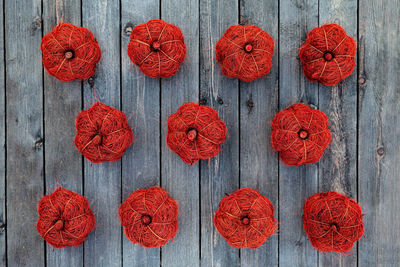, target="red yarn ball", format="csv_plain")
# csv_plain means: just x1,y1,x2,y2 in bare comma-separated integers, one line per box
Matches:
74,102,133,163
127,19,186,78
119,187,178,248
303,192,364,252
36,187,95,248
271,103,331,166
41,23,101,82
216,24,274,82
214,188,277,249
167,102,227,165
299,24,356,86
